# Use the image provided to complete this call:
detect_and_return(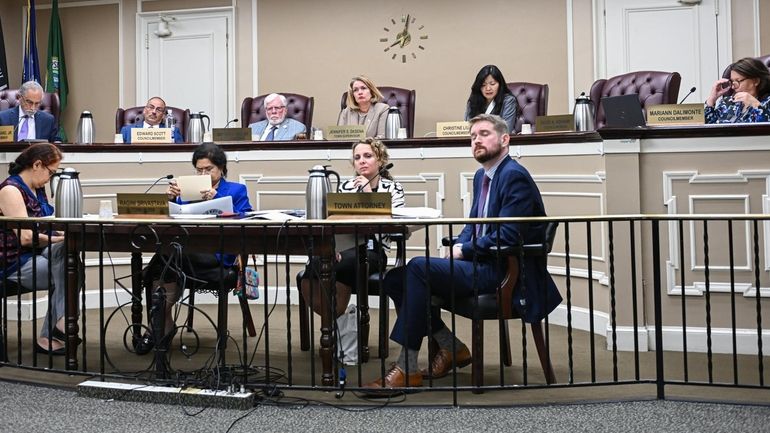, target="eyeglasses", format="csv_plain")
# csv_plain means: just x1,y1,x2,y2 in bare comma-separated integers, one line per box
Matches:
145,104,166,114
265,106,286,112
21,96,42,107
195,166,217,175
44,166,57,178
730,78,750,88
